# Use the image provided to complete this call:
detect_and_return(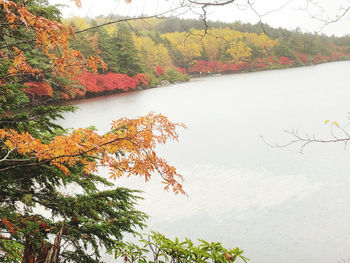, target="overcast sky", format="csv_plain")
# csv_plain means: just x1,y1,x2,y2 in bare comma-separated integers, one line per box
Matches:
50,0,350,36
